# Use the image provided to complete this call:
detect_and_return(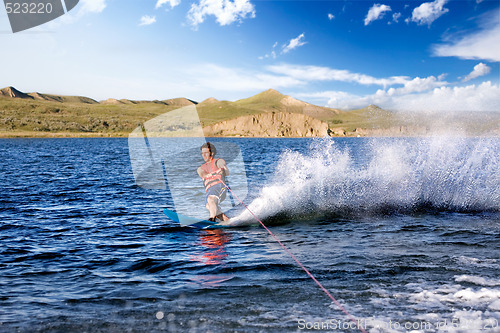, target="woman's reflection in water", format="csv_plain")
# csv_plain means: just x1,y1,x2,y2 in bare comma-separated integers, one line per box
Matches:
189,229,233,287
